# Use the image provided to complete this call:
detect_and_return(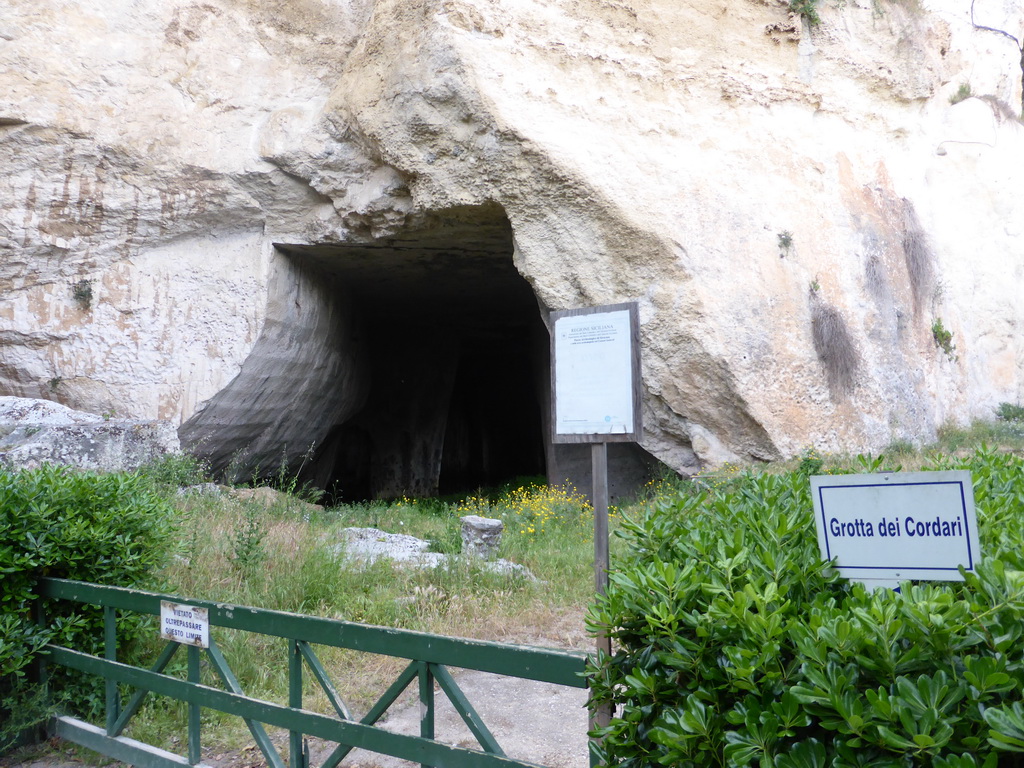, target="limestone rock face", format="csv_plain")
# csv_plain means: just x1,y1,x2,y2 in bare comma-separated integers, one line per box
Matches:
1,0,1022,488
0,397,180,471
